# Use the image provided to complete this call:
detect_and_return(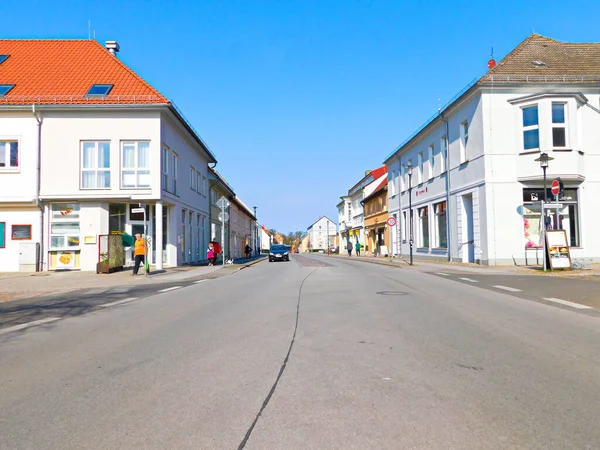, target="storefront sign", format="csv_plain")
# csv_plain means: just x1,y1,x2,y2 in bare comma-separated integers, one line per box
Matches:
56,251,76,269
415,187,428,196
84,236,97,244
545,230,571,270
